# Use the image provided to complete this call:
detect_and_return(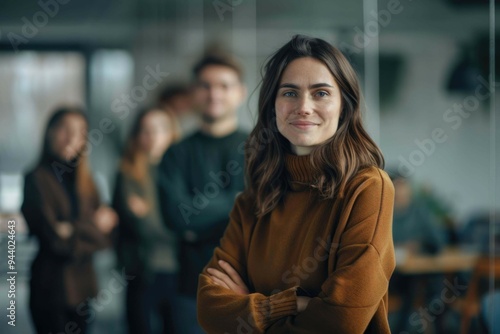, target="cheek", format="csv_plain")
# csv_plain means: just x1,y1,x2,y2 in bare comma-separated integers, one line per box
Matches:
53,131,71,151
274,108,289,134
138,134,150,149
77,129,87,144
227,90,240,104
320,104,341,127
274,100,291,123
155,132,170,147
220,89,238,106
323,111,340,127
75,137,87,152
194,90,208,104
52,132,64,146
321,119,339,141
